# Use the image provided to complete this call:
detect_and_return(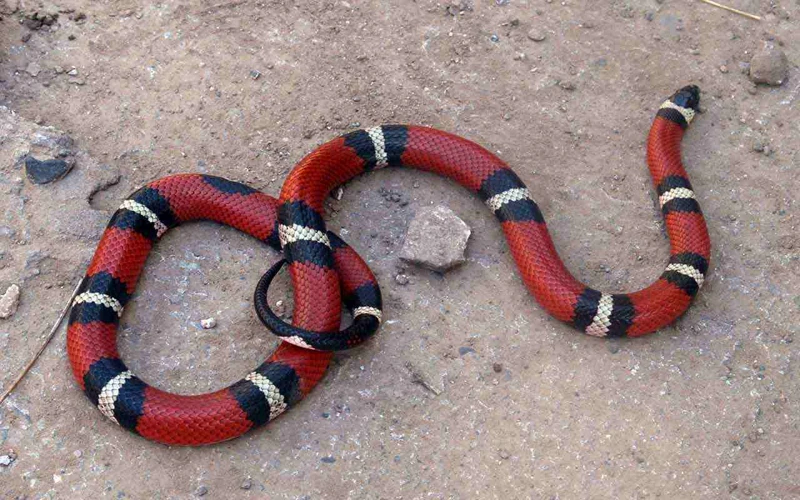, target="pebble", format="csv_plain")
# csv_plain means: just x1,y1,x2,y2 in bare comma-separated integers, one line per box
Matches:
458,346,476,356
749,44,788,86
719,65,728,74
527,29,546,42
0,284,21,319
498,449,511,460
67,68,78,76
492,363,503,373
558,80,576,91
195,486,208,497
321,456,336,463
274,300,286,317
25,62,41,77
445,1,472,16
240,479,252,490
250,70,261,80
395,274,409,285
378,187,408,206
753,142,772,156
400,205,471,272
200,317,216,329
24,156,73,184
0,452,17,466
